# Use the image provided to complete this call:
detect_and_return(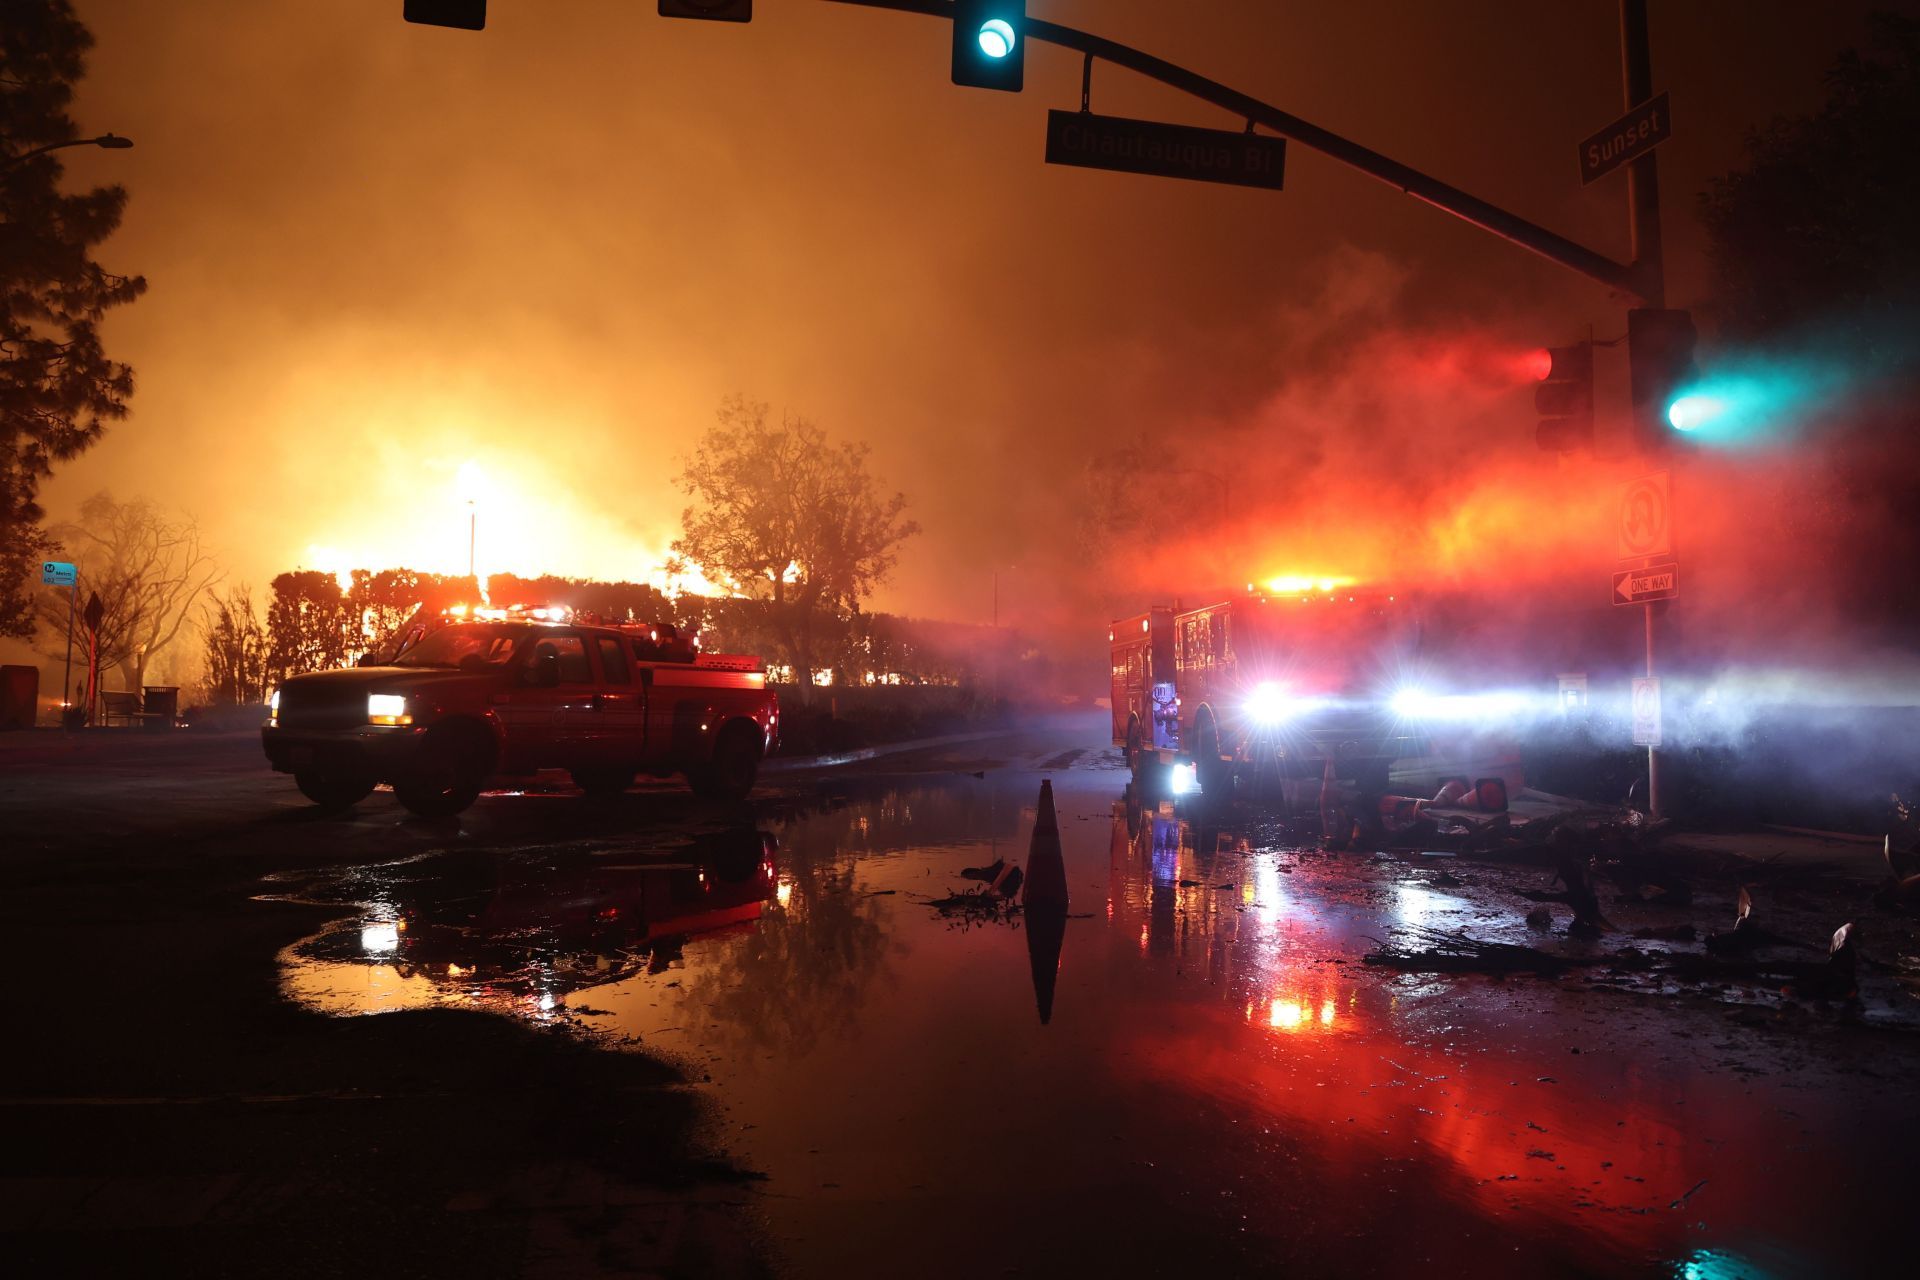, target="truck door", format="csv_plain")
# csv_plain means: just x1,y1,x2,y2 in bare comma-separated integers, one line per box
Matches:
493,631,594,768
575,635,646,766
